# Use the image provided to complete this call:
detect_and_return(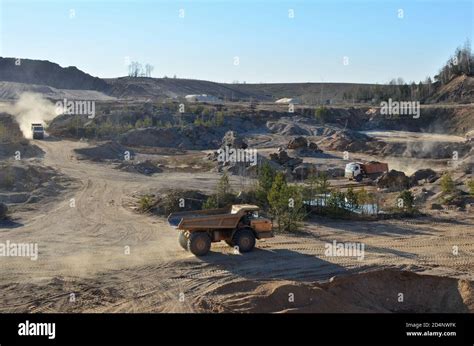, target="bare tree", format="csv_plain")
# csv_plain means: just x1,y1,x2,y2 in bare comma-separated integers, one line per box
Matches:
145,64,154,77
128,61,142,77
